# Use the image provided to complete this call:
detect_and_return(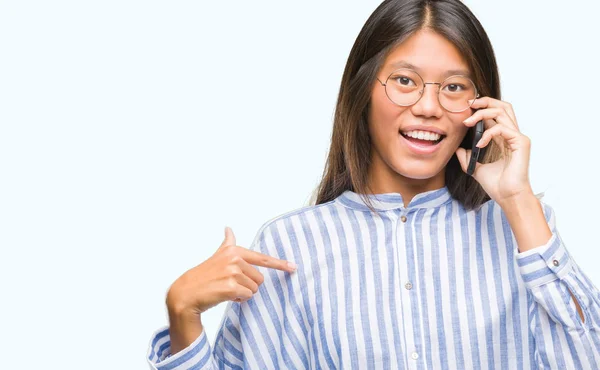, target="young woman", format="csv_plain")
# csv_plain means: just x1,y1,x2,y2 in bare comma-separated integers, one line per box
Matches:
147,0,600,368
